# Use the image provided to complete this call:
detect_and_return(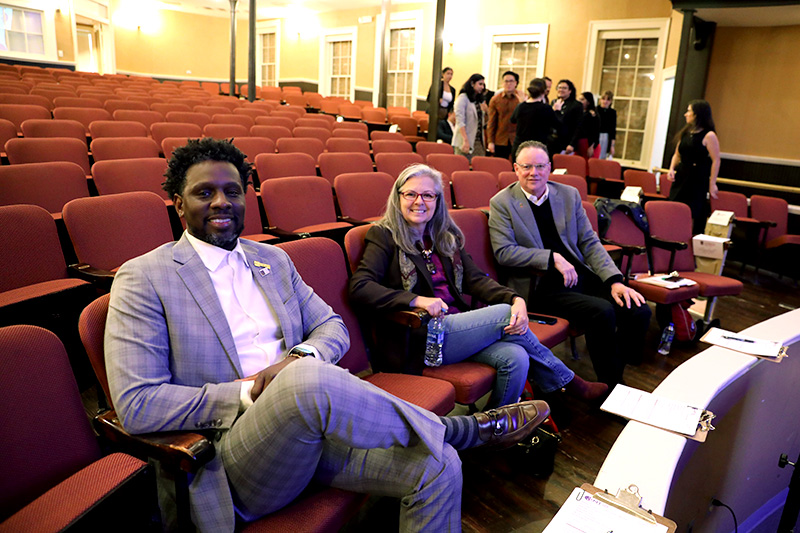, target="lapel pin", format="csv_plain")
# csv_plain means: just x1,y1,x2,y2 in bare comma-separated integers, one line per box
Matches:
254,261,271,276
